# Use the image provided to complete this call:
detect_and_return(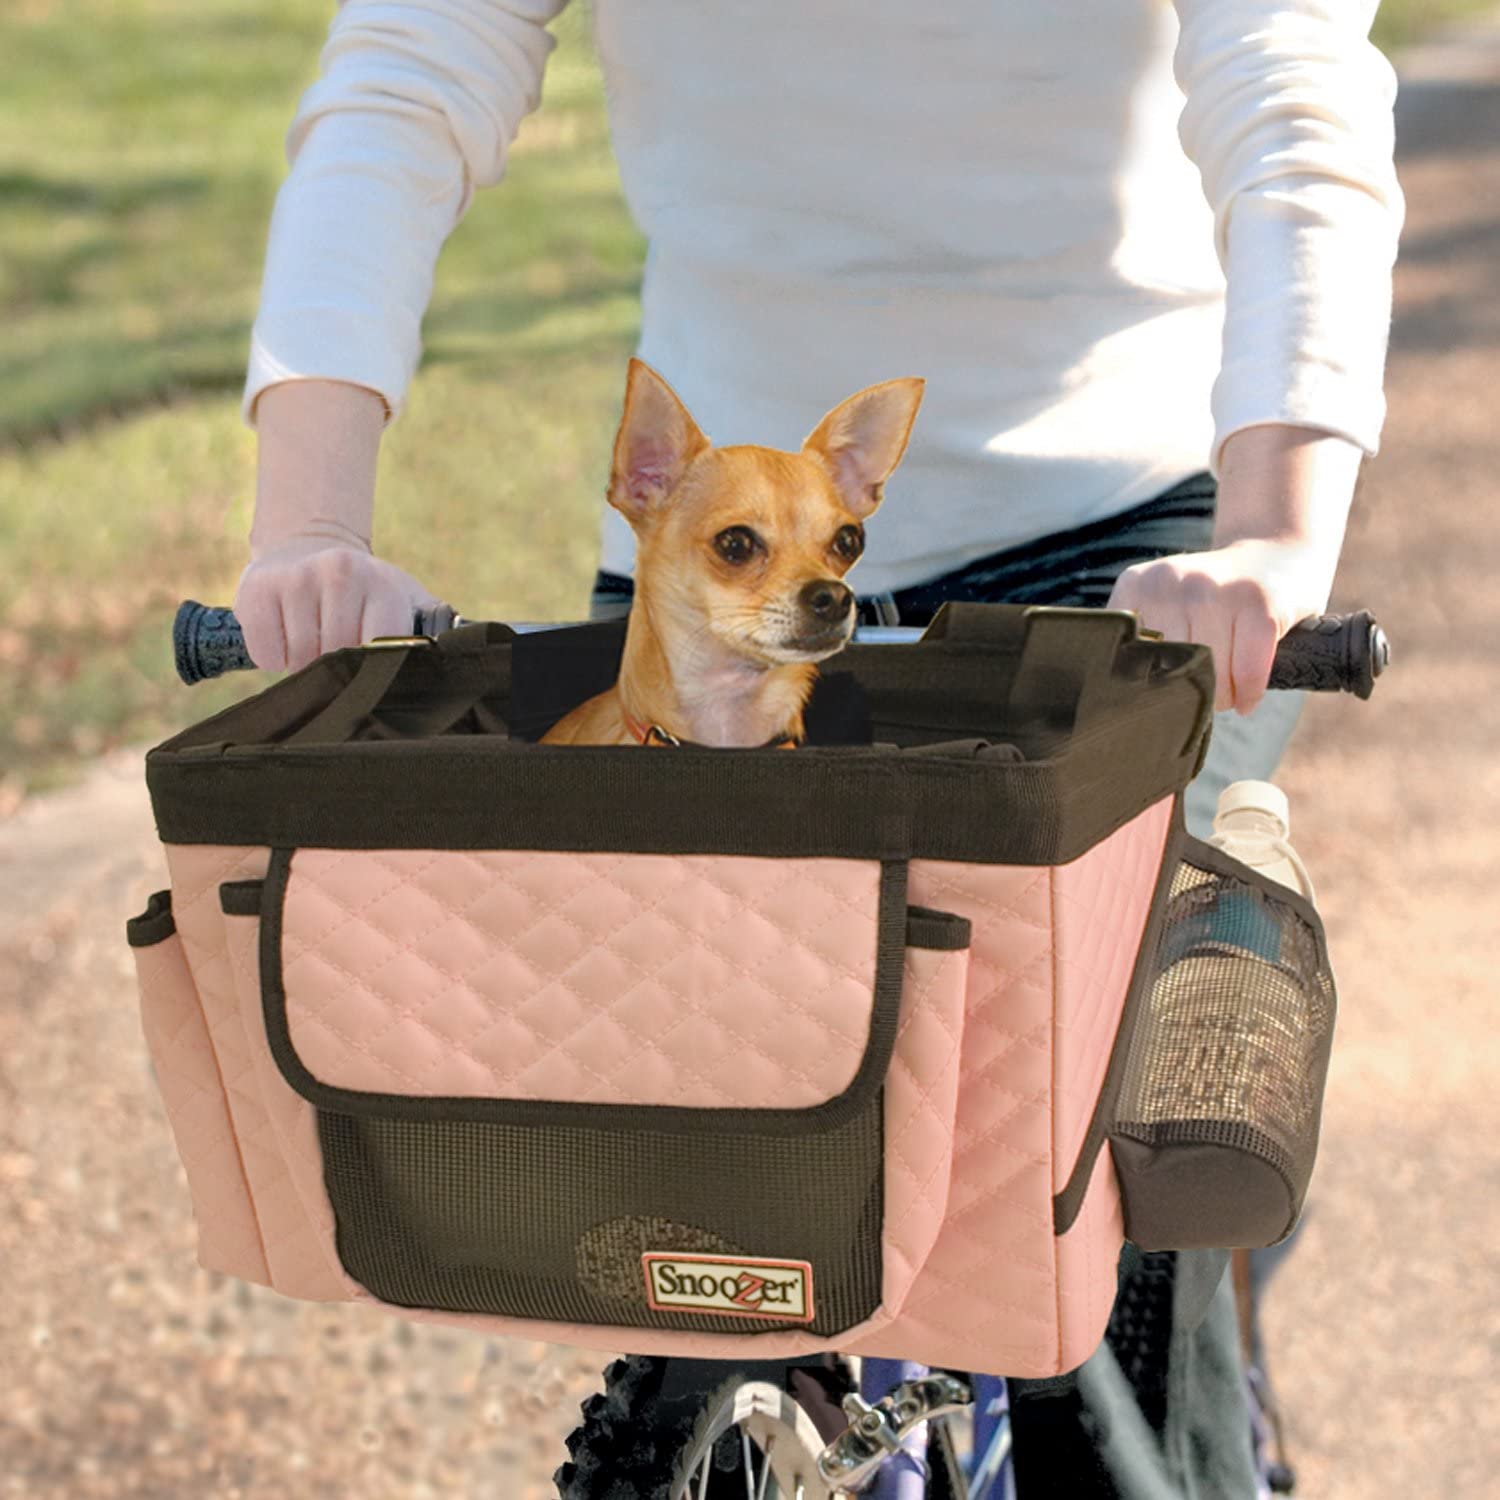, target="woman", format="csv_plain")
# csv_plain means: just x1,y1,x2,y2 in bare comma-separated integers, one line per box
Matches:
233,2,1404,1492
